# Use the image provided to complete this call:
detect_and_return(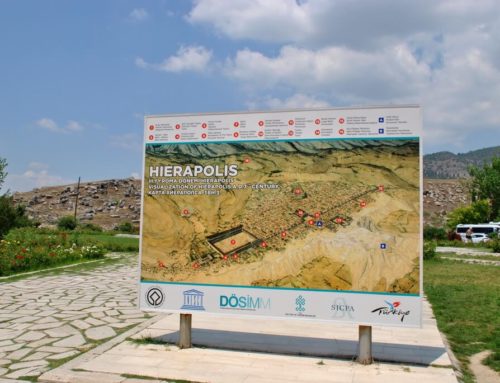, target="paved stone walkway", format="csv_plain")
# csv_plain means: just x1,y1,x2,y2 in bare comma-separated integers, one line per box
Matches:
0,254,153,381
